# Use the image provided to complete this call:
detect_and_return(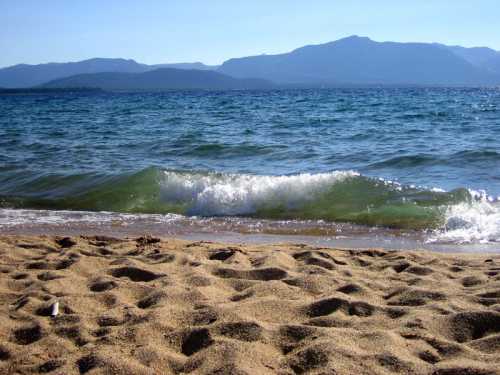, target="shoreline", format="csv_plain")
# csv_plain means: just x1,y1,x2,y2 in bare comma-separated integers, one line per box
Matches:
1,208,499,254
1,227,498,255
1,234,499,374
